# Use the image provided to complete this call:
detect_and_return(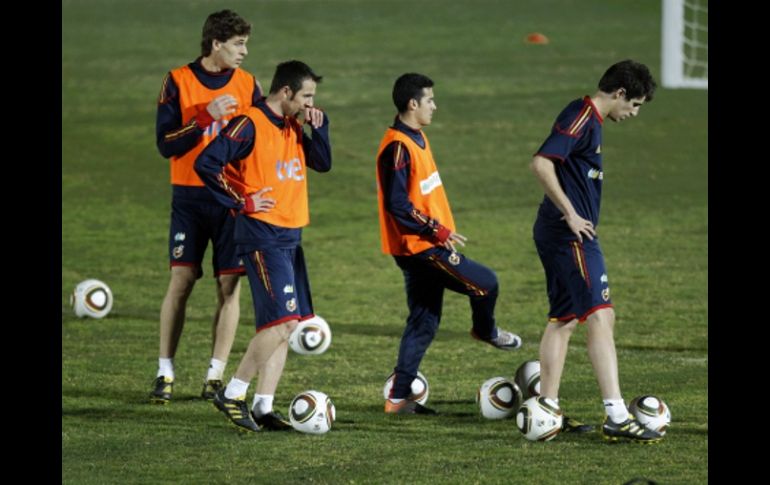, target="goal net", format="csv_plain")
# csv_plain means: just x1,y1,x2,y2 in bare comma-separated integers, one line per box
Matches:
661,0,708,89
